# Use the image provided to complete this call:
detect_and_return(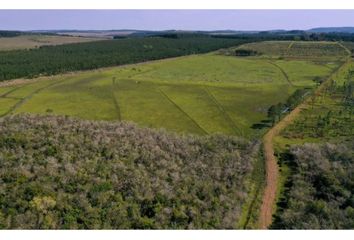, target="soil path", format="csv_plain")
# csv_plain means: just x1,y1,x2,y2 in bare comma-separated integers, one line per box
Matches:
258,57,351,229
